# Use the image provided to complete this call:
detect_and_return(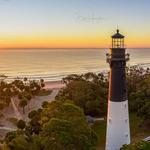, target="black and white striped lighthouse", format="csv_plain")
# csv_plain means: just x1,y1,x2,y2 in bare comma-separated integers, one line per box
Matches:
106,30,130,150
